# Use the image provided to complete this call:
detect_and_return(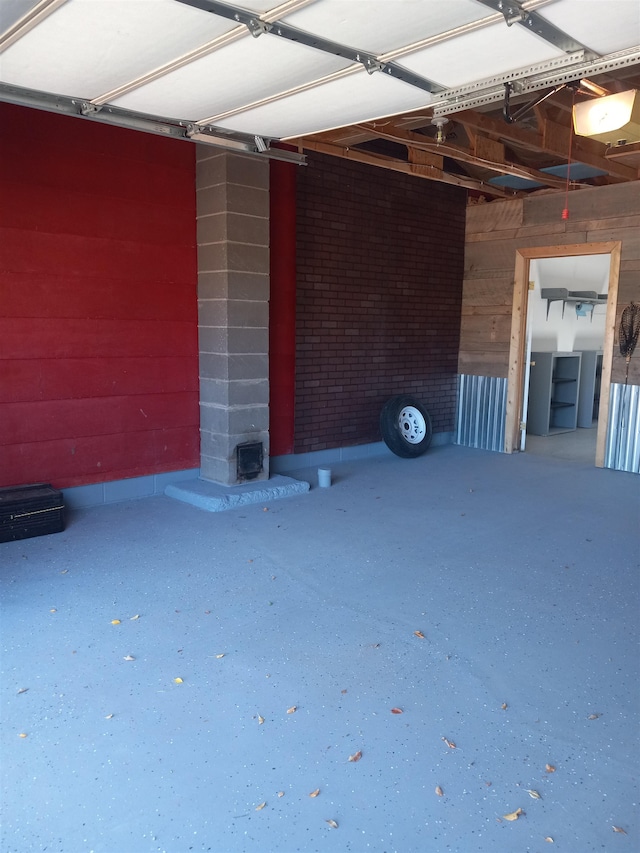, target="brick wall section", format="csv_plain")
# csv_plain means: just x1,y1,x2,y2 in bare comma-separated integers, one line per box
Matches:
295,152,466,452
